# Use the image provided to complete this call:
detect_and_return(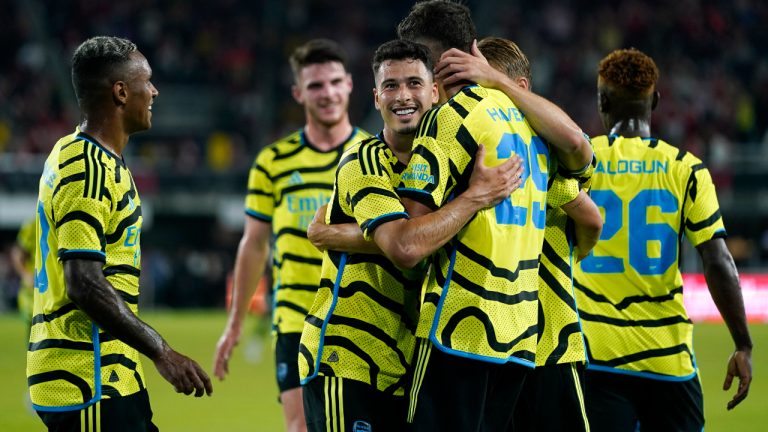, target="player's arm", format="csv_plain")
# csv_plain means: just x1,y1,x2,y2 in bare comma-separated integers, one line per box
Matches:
697,238,753,410
10,242,33,288
307,204,381,254
374,145,523,269
64,259,212,397
561,191,602,261
213,216,271,380
435,40,592,171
